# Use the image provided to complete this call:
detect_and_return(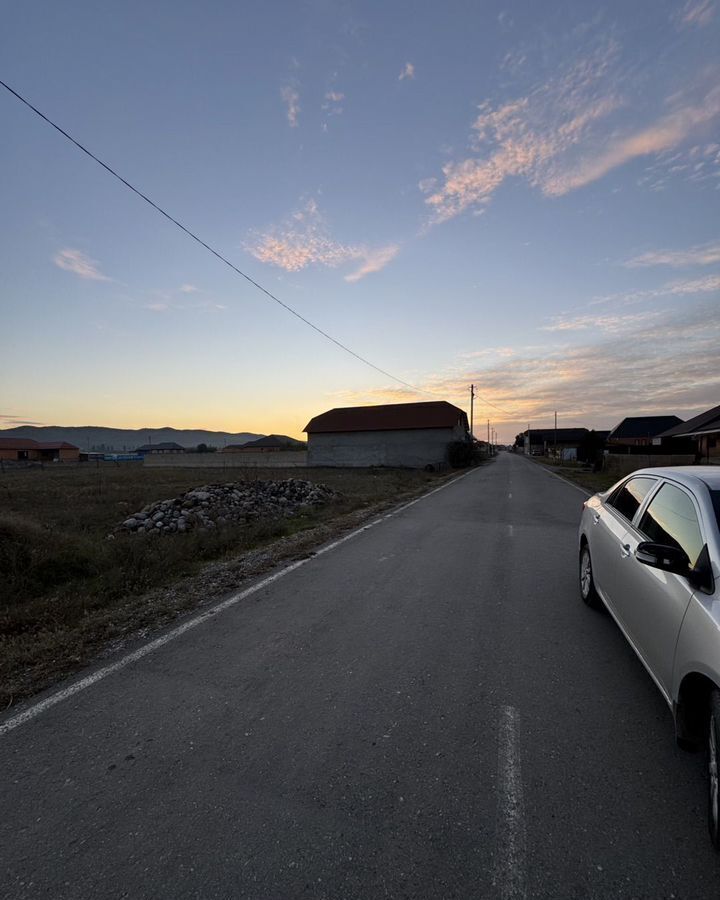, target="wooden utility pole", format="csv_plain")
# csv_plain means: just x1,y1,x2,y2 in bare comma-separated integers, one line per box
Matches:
554,410,558,460
470,384,475,440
